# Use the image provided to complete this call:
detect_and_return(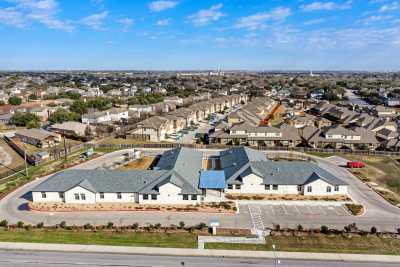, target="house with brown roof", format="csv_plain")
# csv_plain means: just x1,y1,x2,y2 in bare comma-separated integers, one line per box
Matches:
15,128,61,148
